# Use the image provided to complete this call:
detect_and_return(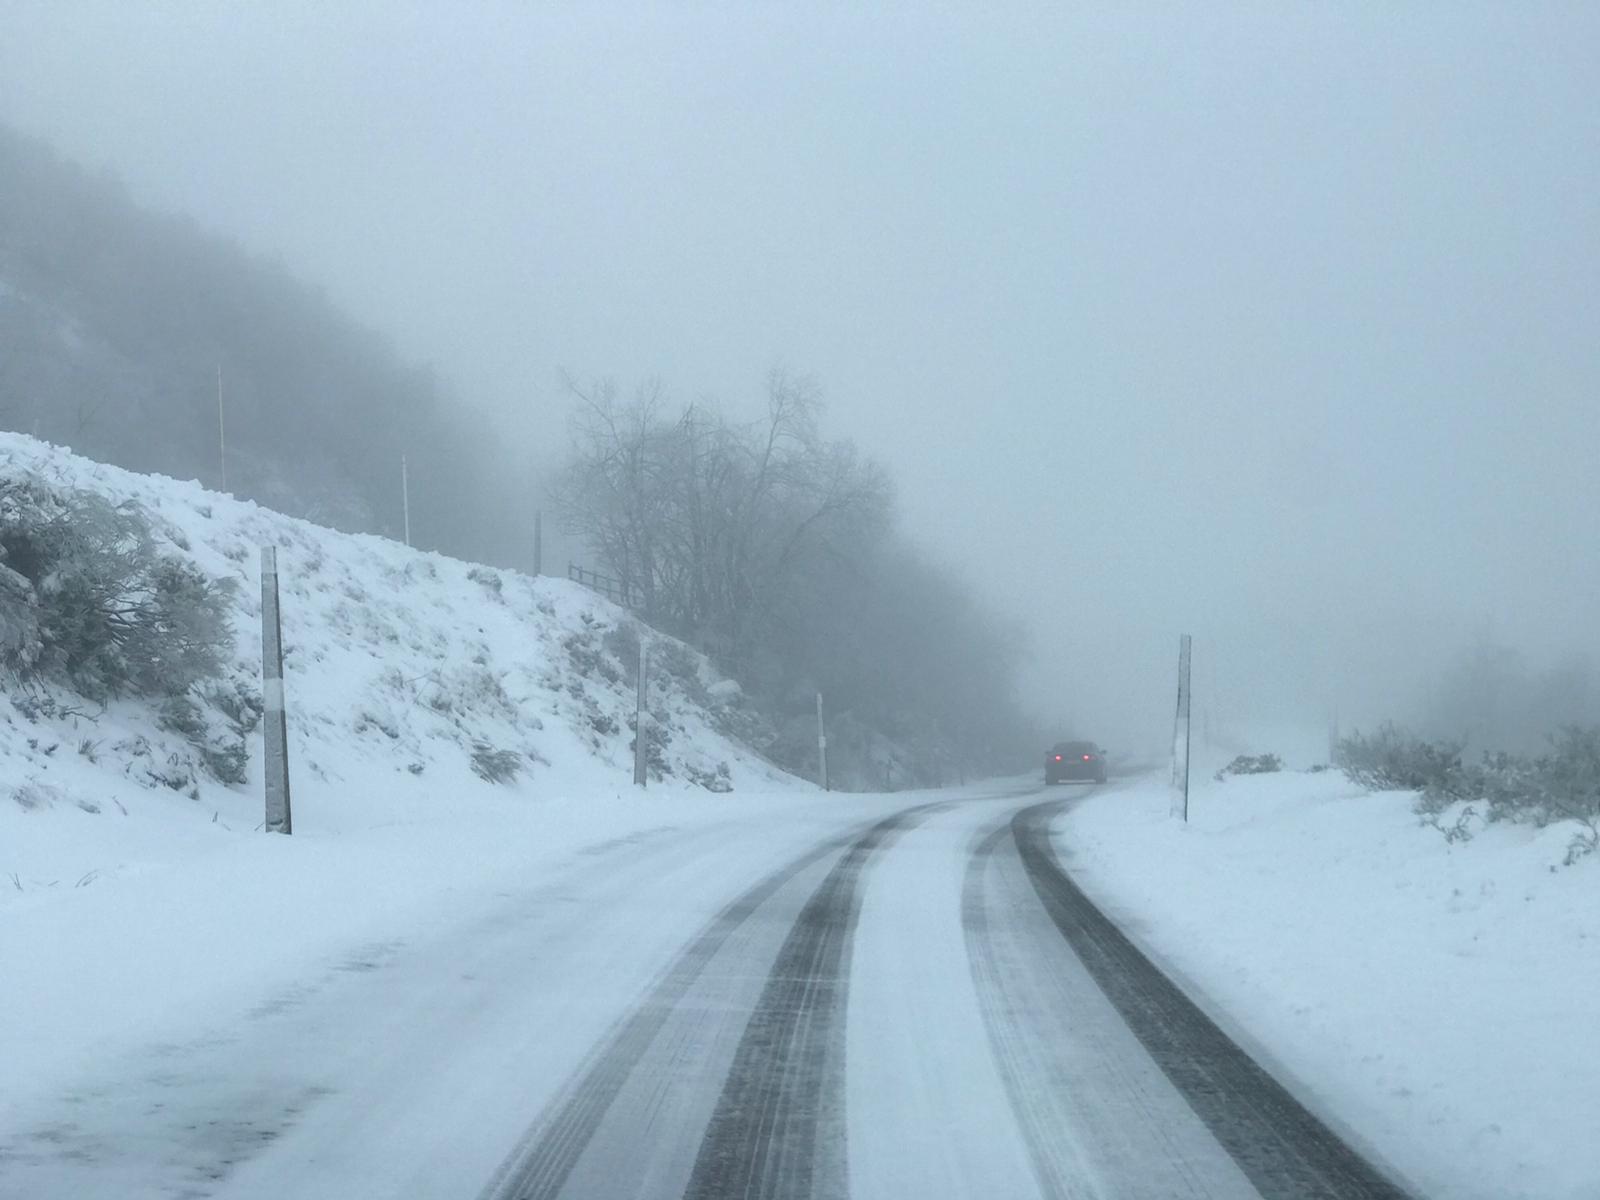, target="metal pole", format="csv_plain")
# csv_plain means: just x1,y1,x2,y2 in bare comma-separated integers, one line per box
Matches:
1171,633,1192,821
401,454,412,548
217,365,226,492
533,510,543,575
261,547,292,834
633,640,649,787
816,692,829,791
